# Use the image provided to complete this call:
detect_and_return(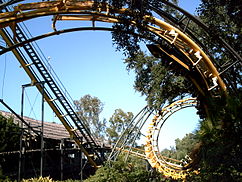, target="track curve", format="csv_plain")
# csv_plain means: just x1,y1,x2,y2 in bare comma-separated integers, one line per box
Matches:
0,0,234,179
0,0,227,95
145,98,198,180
